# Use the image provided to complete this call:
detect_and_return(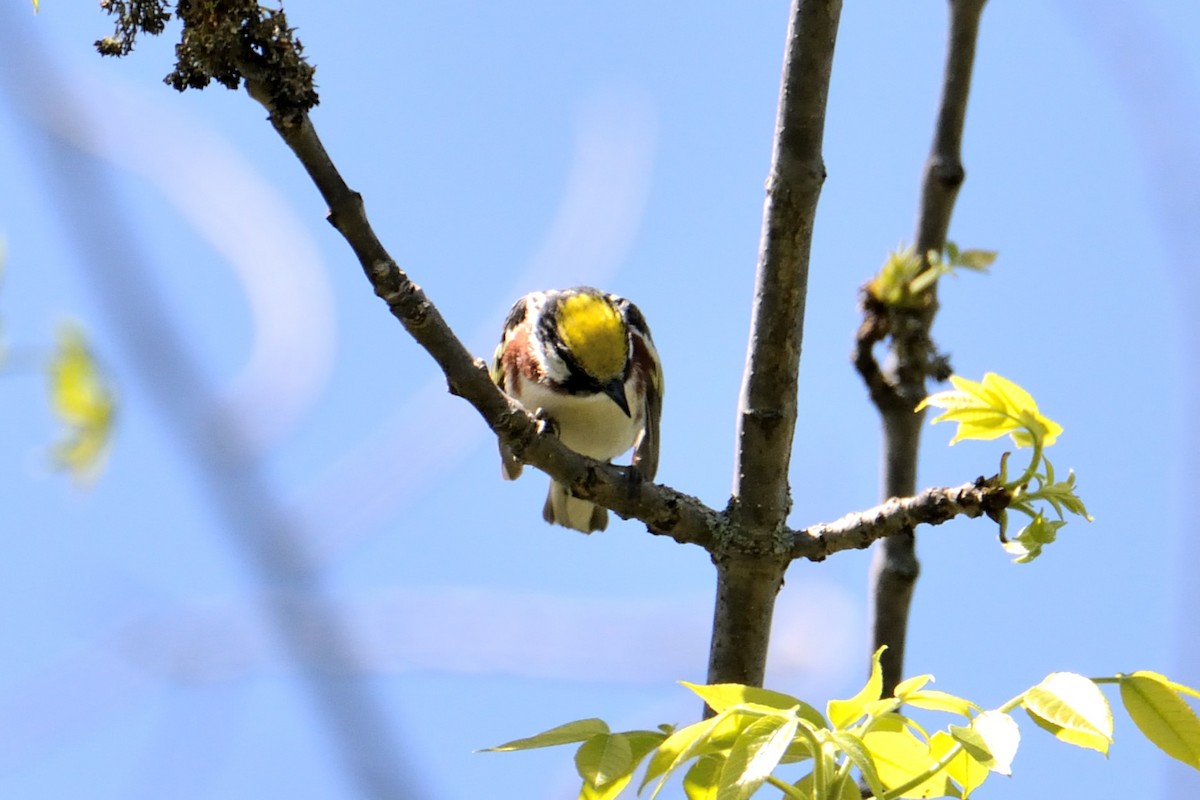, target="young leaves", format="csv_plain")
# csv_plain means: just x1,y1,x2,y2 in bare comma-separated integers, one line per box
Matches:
685,682,825,729
919,372,1089,562
48,322,116,481
484,719,666,800
717,715,800,800
867,242,994,308
484,718,612,751
827,647,885,728
948,711,1020,776
487,670,1200,799
1117,672,1200,769
917,373,1060,449
1022,672,1113,754
861,728,955,799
